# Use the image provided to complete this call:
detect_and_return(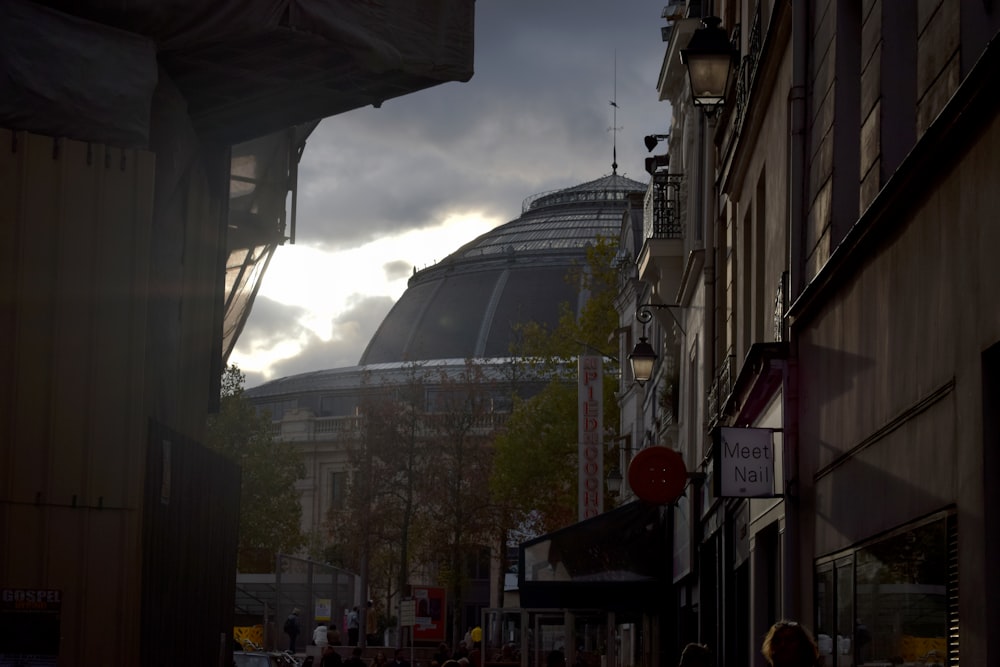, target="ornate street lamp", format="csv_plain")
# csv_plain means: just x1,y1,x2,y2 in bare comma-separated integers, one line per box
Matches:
680,16,738,113
628,336,657,385
607,468,623,496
